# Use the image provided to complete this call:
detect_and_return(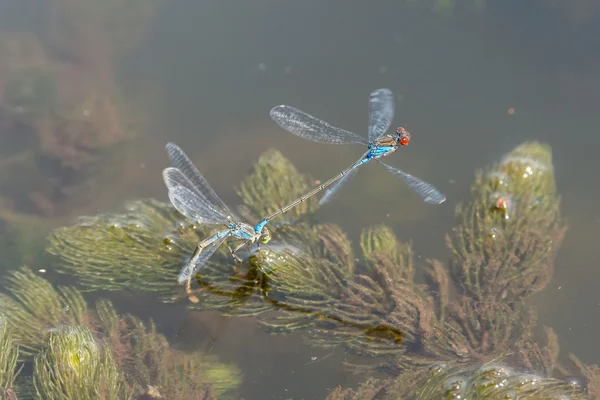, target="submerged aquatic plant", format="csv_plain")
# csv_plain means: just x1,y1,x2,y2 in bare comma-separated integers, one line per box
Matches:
328,359,588,400
0,267,91,356
96,299,241,398
33,325,127,400
0,0,155,219
0,267,242,399
323,143,588,398
448,142,565,302
45,142,593,398
0,322,20,397
237,149,319,224
3,68,57,117
47,199,194,296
